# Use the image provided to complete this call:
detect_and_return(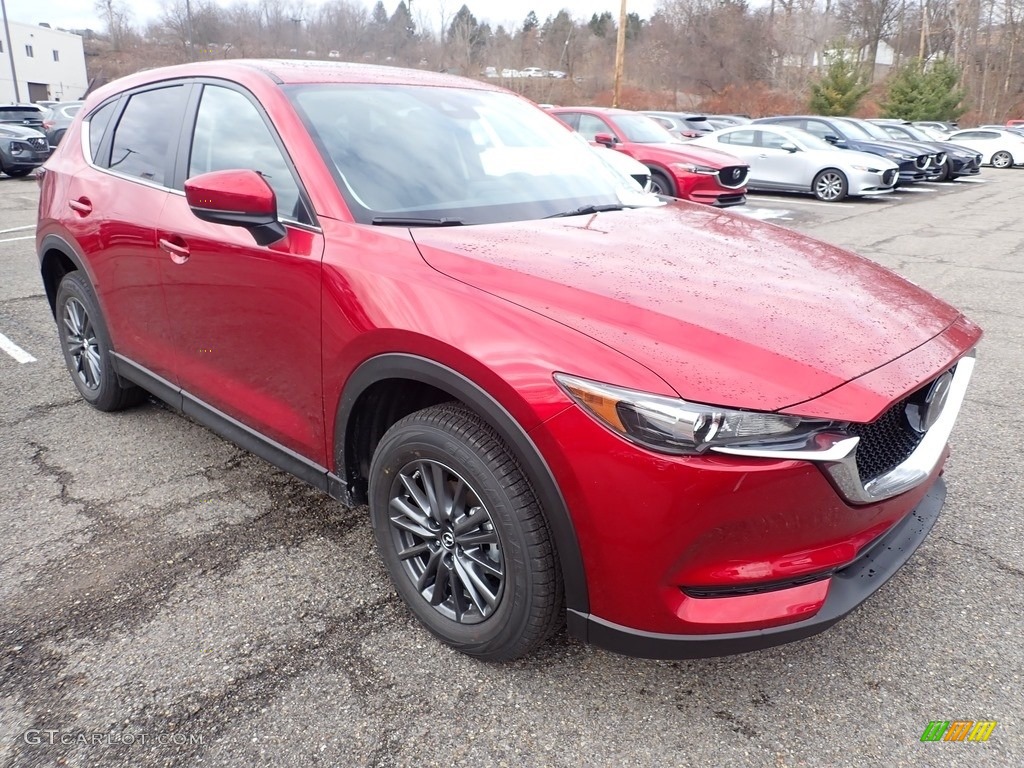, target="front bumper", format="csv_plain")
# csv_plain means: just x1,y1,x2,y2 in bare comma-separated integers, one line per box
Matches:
849,168,897,196
568,478,945,658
